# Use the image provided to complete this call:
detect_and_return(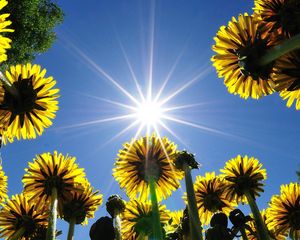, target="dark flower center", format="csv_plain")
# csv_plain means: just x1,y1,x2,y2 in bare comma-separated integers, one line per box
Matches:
1,76,37,116
15,215,36,237
236,35,273,81
134,213,153,236
289,209,300,230
63,199,86,224
282,51,300,91
229,174,254,196
203,193,225,212
277,0,300,36
44,175,64,196
135,147,163,182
